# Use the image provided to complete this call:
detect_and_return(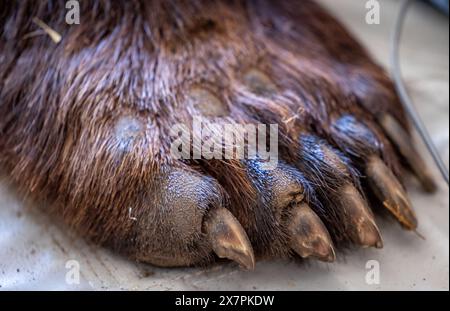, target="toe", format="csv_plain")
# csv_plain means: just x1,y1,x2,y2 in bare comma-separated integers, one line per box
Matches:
380,114,437,192
297,135,384,248
331,114,418,230
366,155,418,230
339,184,384,248
132,167,236,267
